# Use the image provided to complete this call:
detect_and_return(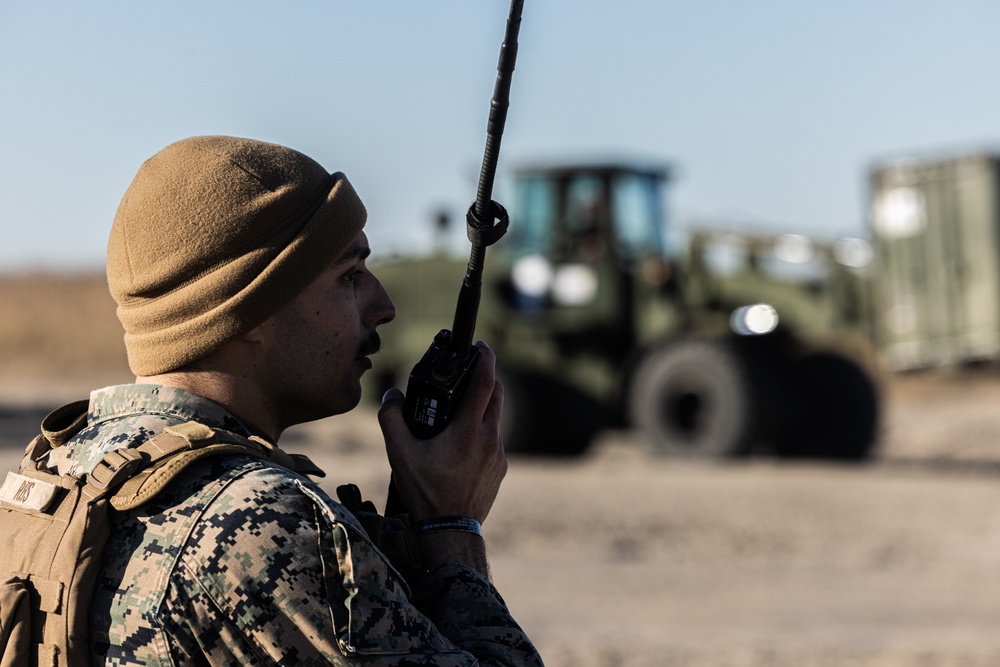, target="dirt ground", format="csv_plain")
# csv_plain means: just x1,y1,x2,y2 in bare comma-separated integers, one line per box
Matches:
2,369,1000,666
